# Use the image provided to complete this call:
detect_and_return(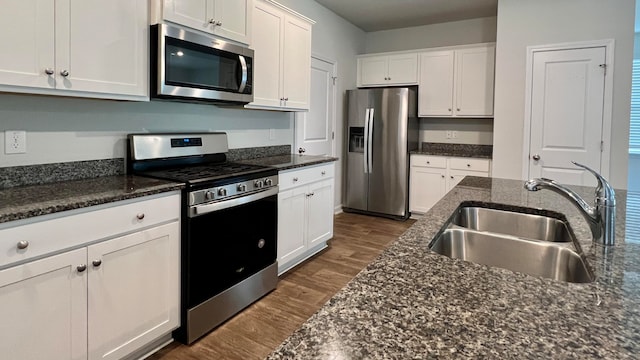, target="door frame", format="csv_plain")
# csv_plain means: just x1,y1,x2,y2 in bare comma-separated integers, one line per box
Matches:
521,39,615,180
294,53,338,157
